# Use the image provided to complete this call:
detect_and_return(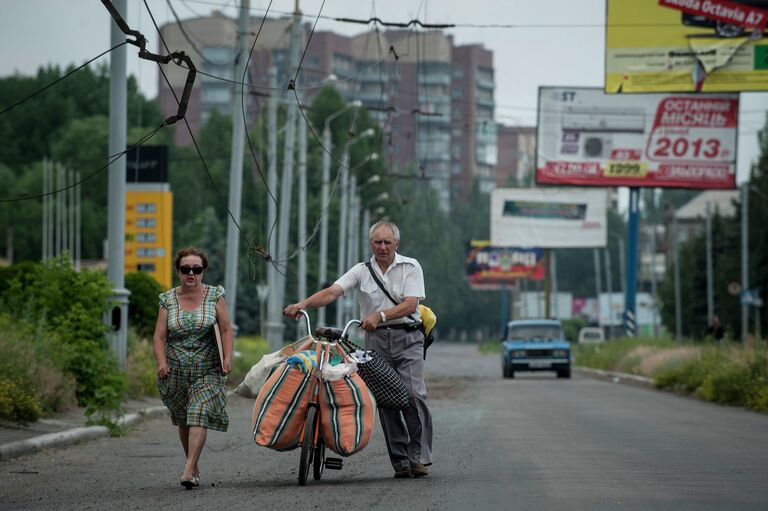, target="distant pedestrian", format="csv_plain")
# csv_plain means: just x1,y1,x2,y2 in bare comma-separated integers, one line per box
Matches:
152,247,233,489
707,314,725,342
